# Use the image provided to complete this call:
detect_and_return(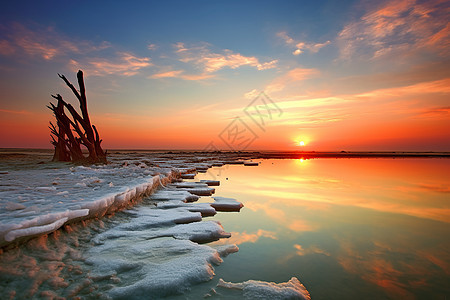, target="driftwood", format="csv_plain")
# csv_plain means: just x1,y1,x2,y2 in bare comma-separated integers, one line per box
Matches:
48,70,107,164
